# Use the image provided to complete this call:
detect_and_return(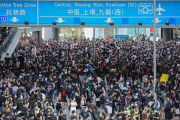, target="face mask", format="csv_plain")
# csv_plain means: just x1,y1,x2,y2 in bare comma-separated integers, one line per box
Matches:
102,88,104,90
111,86,113,88
69,86,71,88
134,82,136,85
54,113,57,116
86,109,88,112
